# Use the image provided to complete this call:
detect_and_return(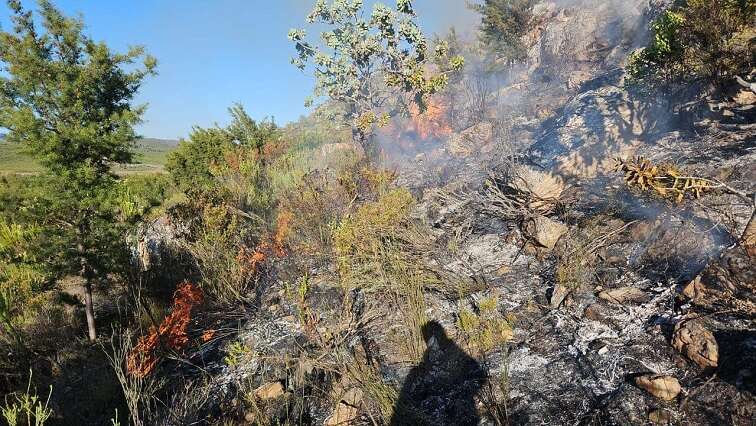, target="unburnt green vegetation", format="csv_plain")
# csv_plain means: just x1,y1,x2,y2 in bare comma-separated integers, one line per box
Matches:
627,0,755,90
